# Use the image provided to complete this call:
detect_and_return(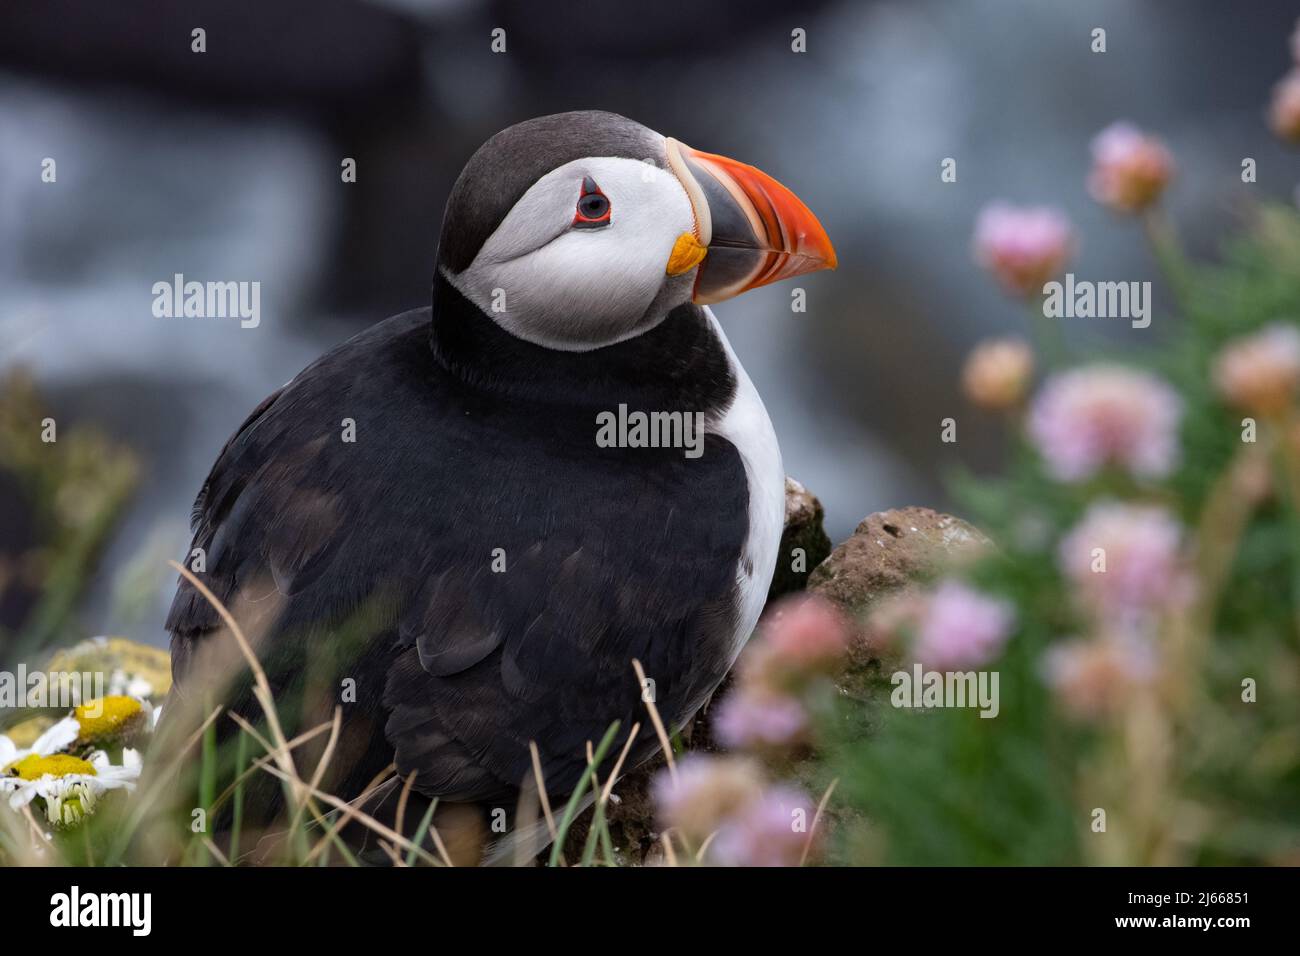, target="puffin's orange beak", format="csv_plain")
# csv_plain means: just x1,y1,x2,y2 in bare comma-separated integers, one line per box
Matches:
665,137,837,304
